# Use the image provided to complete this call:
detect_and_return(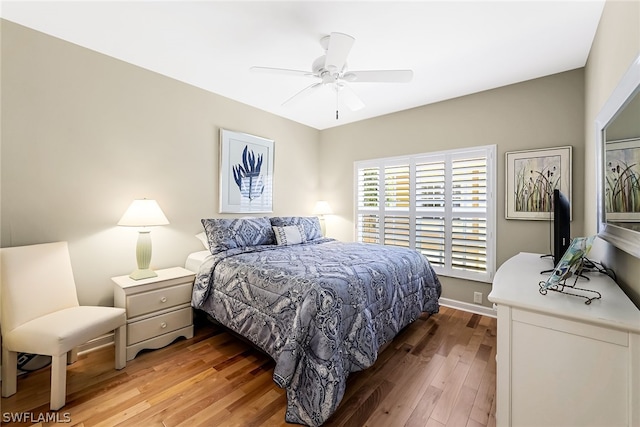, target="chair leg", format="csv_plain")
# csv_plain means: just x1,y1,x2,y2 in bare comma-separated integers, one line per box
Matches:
114,324,126,370
1,347,17,397
50,354,67,411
